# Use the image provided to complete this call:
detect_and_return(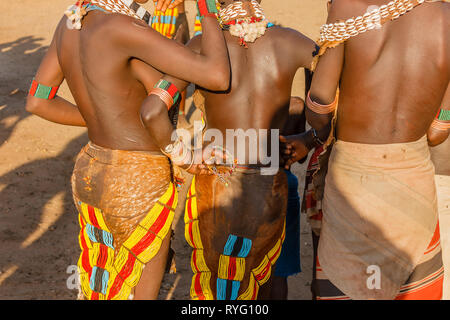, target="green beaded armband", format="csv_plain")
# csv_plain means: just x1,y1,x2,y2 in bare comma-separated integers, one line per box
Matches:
29,79,59,99
437,109,450,121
